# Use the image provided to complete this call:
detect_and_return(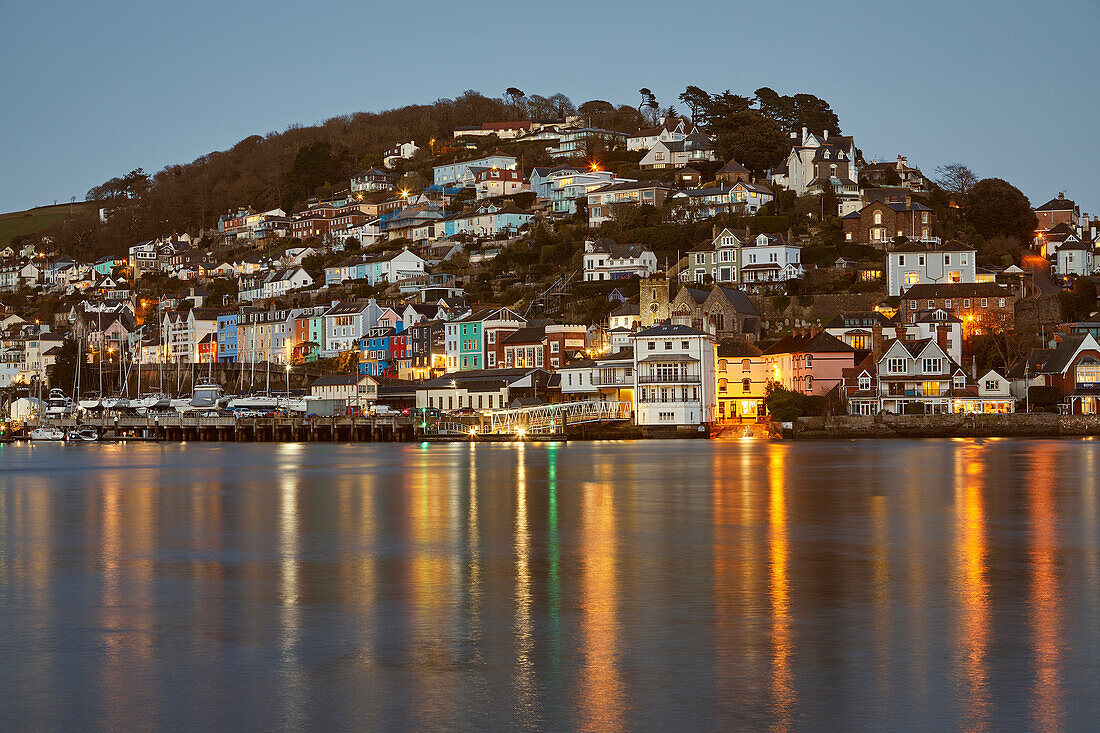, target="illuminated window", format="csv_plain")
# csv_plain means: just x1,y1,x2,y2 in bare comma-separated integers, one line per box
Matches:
1076,362,1100,385
923,381,941,396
